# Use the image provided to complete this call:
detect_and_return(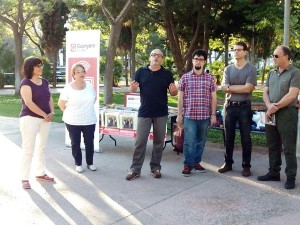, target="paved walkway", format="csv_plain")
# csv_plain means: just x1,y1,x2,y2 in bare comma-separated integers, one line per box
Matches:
0,116,300,225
